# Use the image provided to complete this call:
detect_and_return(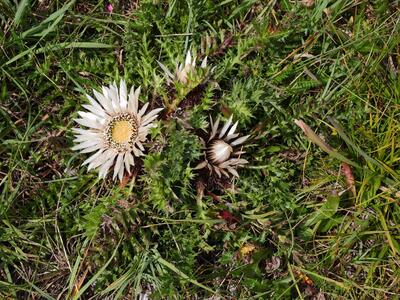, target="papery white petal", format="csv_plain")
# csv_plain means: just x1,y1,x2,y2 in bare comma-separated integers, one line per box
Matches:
88,149,117,170
191,55,197,67
71,139,101,151
73,129,100,137
74,134,102,143
82,104,107,118
74,118,103,130
201,56,208,68
136,142,145,151
194,161,208,170
236,158,248,165
128,86,137,114
138,102,149,118
139,123,156,132
214,166,221,178
219,115,233,139
137,126,149,136
80,143,103,153
134,86,141,103
233,150,246,156
72,127,91,135
109,83,121,113
177,63,183,72
209,116,220,141
124,153,131,174
220,168,229,177
227,167,239,177
231,135,250,146
113,153,124,180
94,89,113,114
226,133,239,141
98,157,115,178
141,108,163,126
78,111,100,122
226,121,238,140
82,149,104,166
177,69,188,84
132,146,143,157
185,50,192,66
137,132,149,142
119,80,128,111
118,159,124,180
86,95,105,113
127,152,135,166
